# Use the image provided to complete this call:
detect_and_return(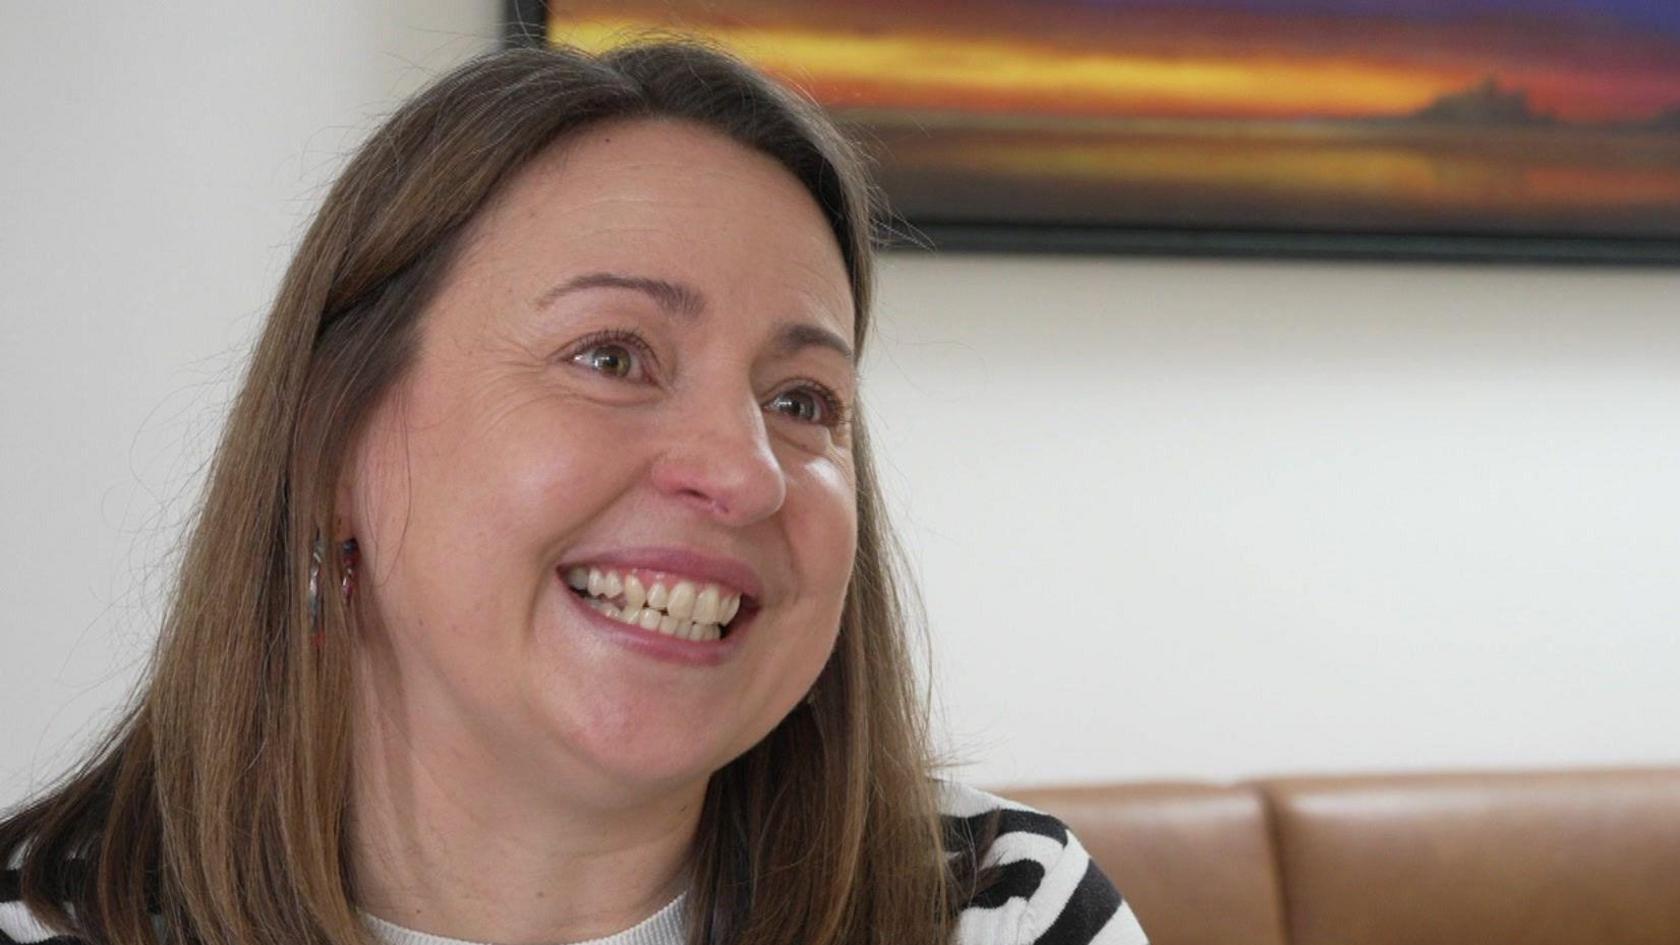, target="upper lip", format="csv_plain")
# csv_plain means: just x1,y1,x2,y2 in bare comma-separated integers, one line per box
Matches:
559,546,766,602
